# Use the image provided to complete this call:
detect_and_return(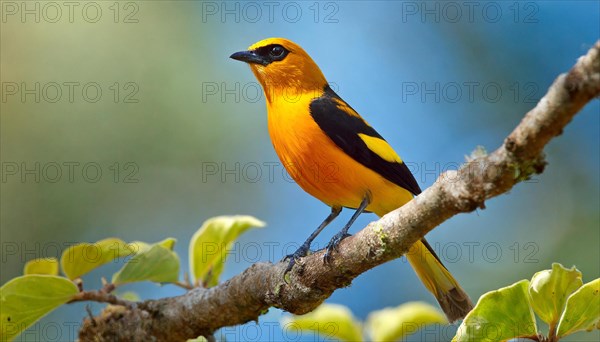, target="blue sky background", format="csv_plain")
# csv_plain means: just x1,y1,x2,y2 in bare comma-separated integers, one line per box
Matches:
1,1,598,341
